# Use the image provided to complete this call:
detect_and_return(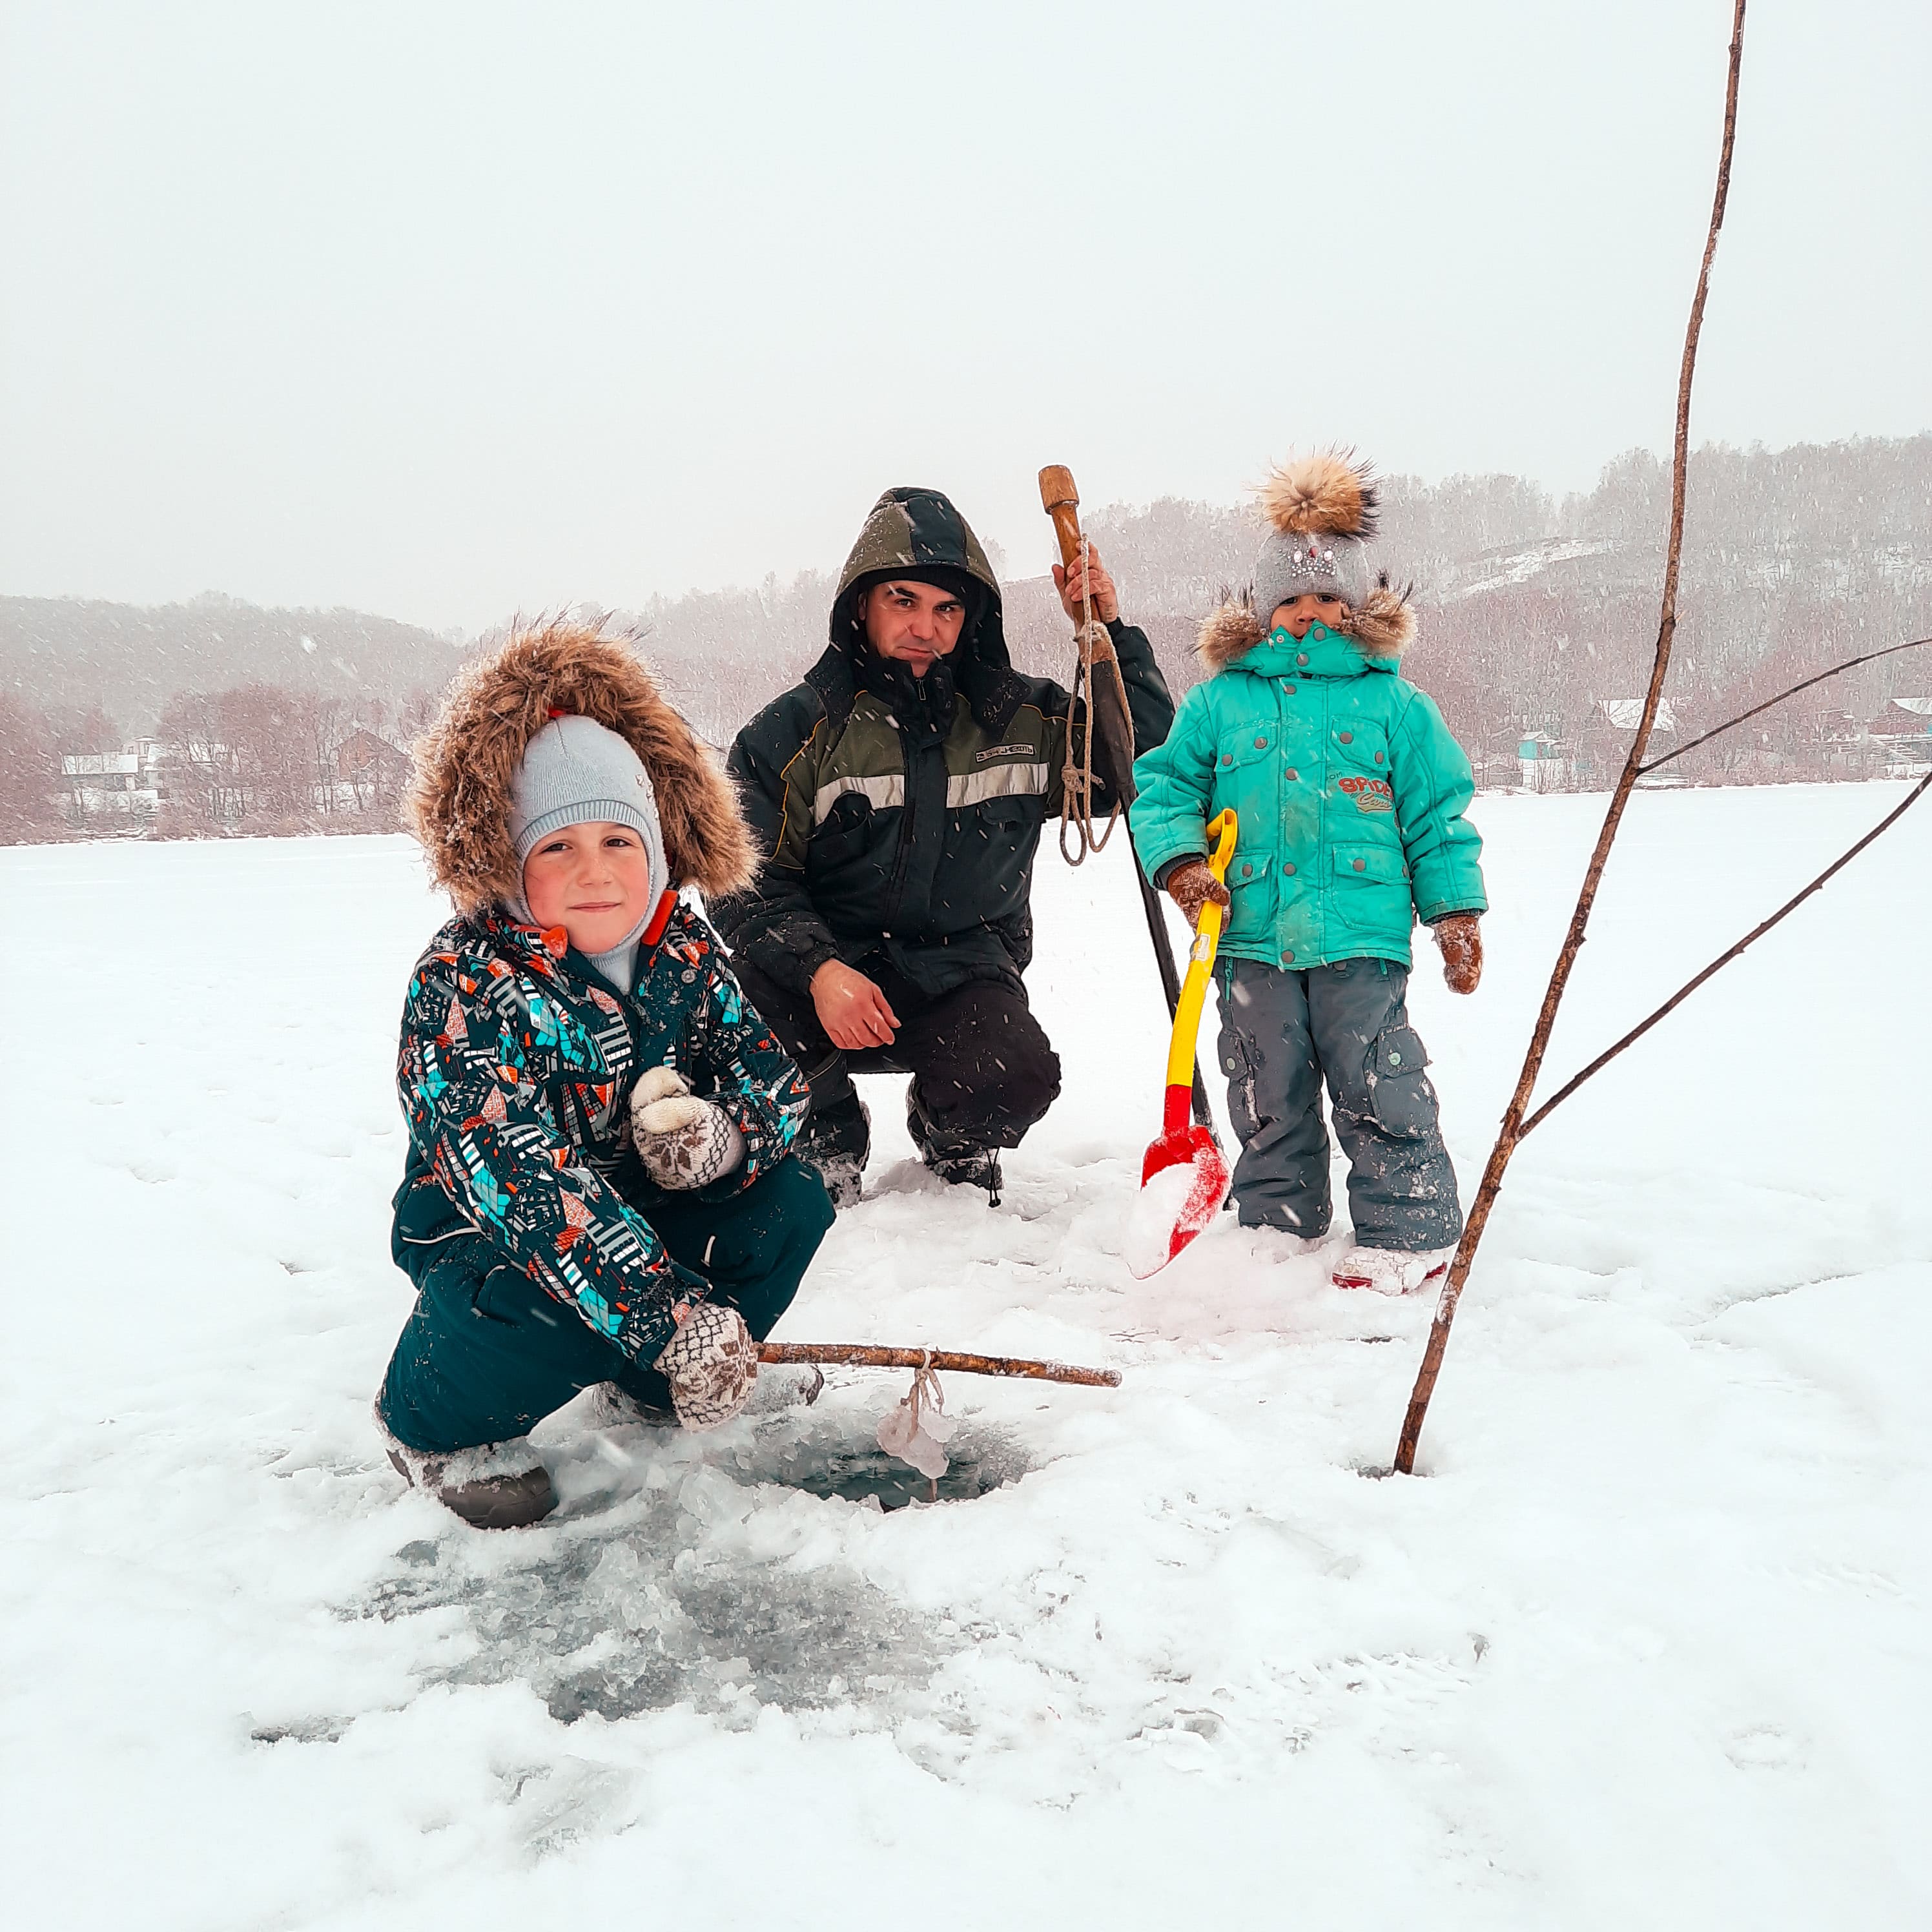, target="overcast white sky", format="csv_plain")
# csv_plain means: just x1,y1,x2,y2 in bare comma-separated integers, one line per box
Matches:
3,0,1927,633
